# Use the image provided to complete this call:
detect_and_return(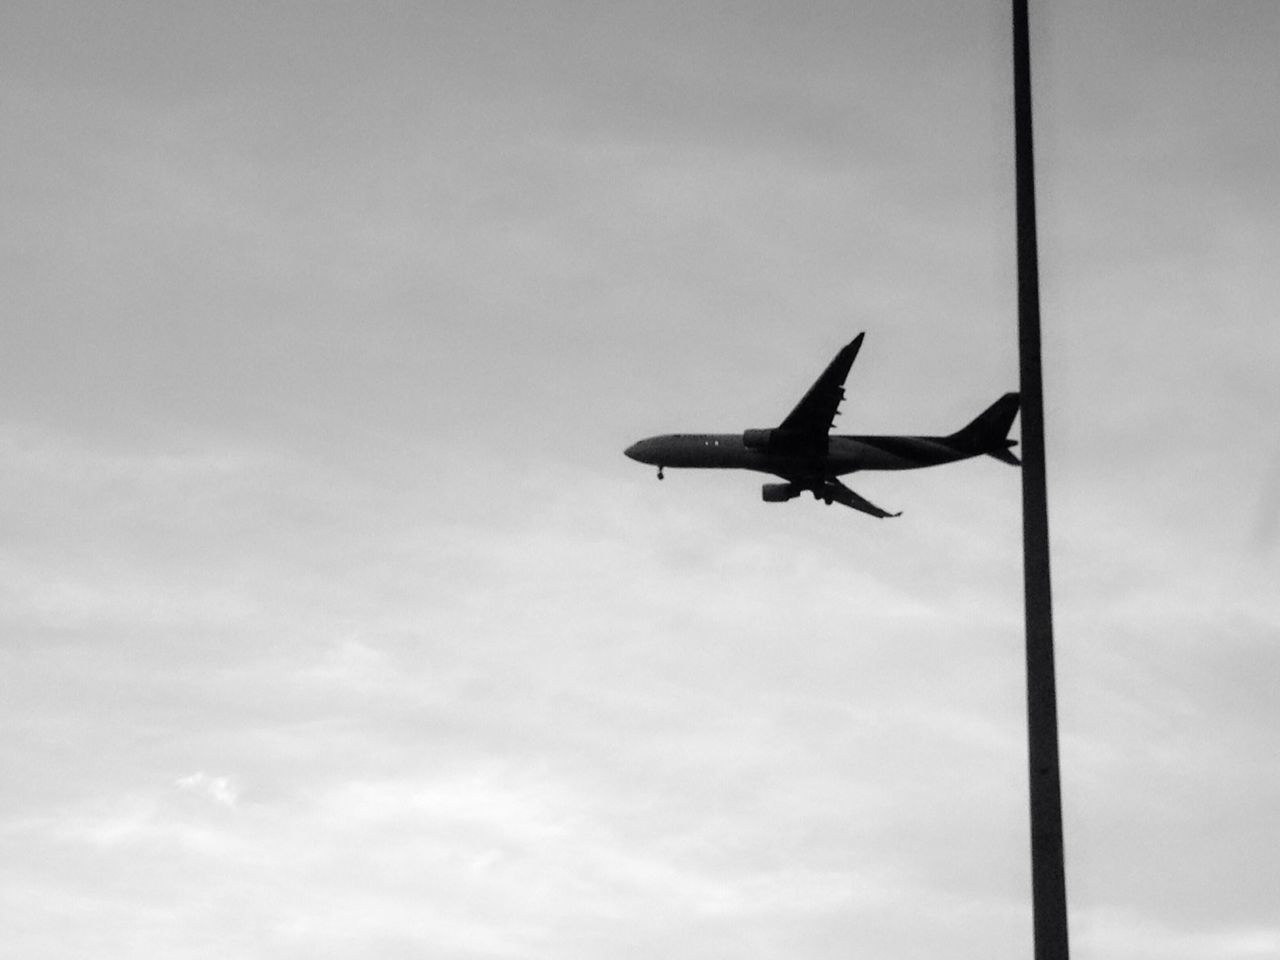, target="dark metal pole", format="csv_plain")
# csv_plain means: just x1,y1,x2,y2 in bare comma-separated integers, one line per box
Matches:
1012,1,1070,958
